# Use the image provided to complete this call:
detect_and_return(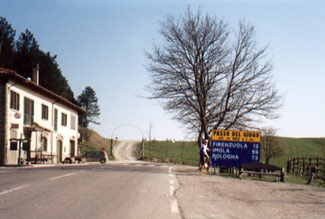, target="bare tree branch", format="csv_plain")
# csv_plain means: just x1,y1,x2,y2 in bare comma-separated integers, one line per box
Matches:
146,9,283,146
